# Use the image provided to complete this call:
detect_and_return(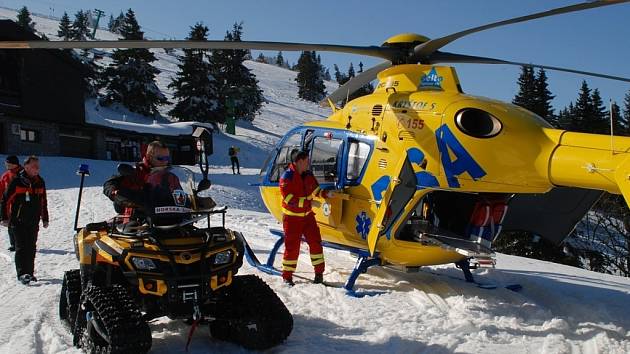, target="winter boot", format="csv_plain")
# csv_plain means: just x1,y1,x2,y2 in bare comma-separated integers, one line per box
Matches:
313,273,323,284
283,277,295,286
18,274,31,285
